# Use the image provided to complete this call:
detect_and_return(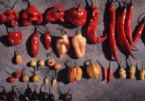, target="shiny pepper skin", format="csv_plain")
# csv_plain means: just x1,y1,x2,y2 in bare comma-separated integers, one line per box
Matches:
65,5,87,26
46,5,65,22
31,33,39,57
44,32,51,50
8,32,22,45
